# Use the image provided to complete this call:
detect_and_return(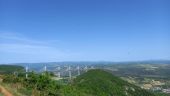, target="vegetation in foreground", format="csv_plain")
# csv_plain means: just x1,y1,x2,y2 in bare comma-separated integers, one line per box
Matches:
0,65,169,96
1,71,156,96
